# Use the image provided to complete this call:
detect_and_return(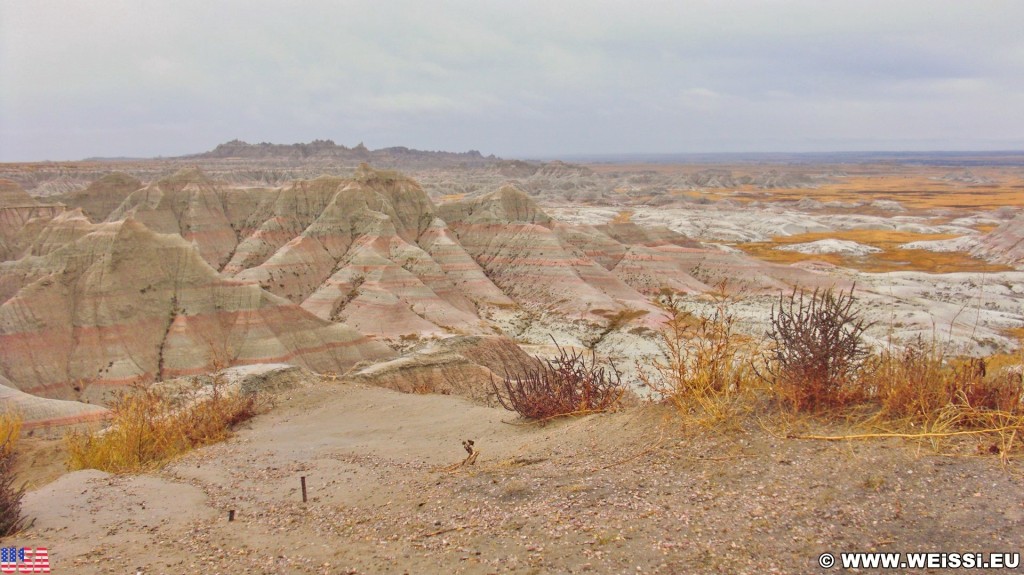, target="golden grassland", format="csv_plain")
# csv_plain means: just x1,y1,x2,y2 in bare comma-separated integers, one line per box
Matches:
589,163,1024,212
756,171,1024,211
739,229,1013,273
